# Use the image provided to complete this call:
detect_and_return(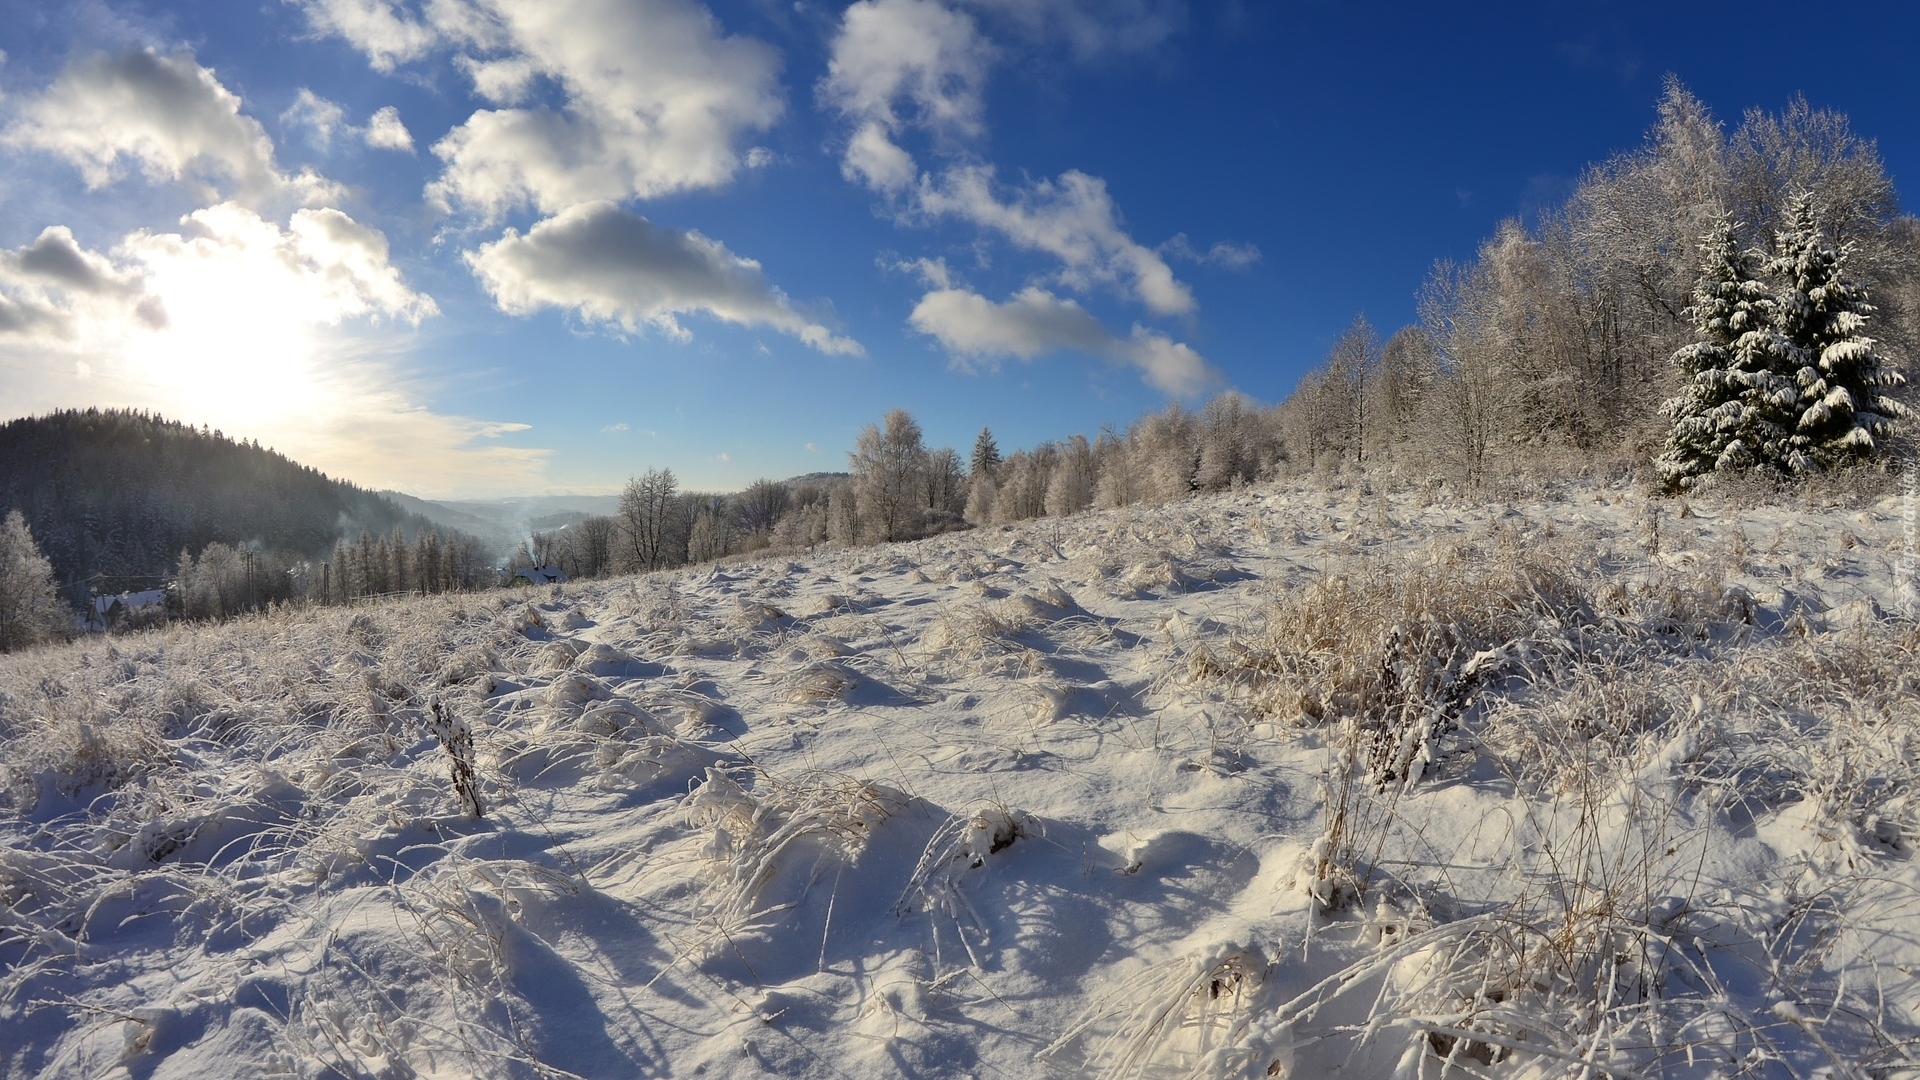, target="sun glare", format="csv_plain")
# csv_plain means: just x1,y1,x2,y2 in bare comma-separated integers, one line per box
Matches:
123,259,338,429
